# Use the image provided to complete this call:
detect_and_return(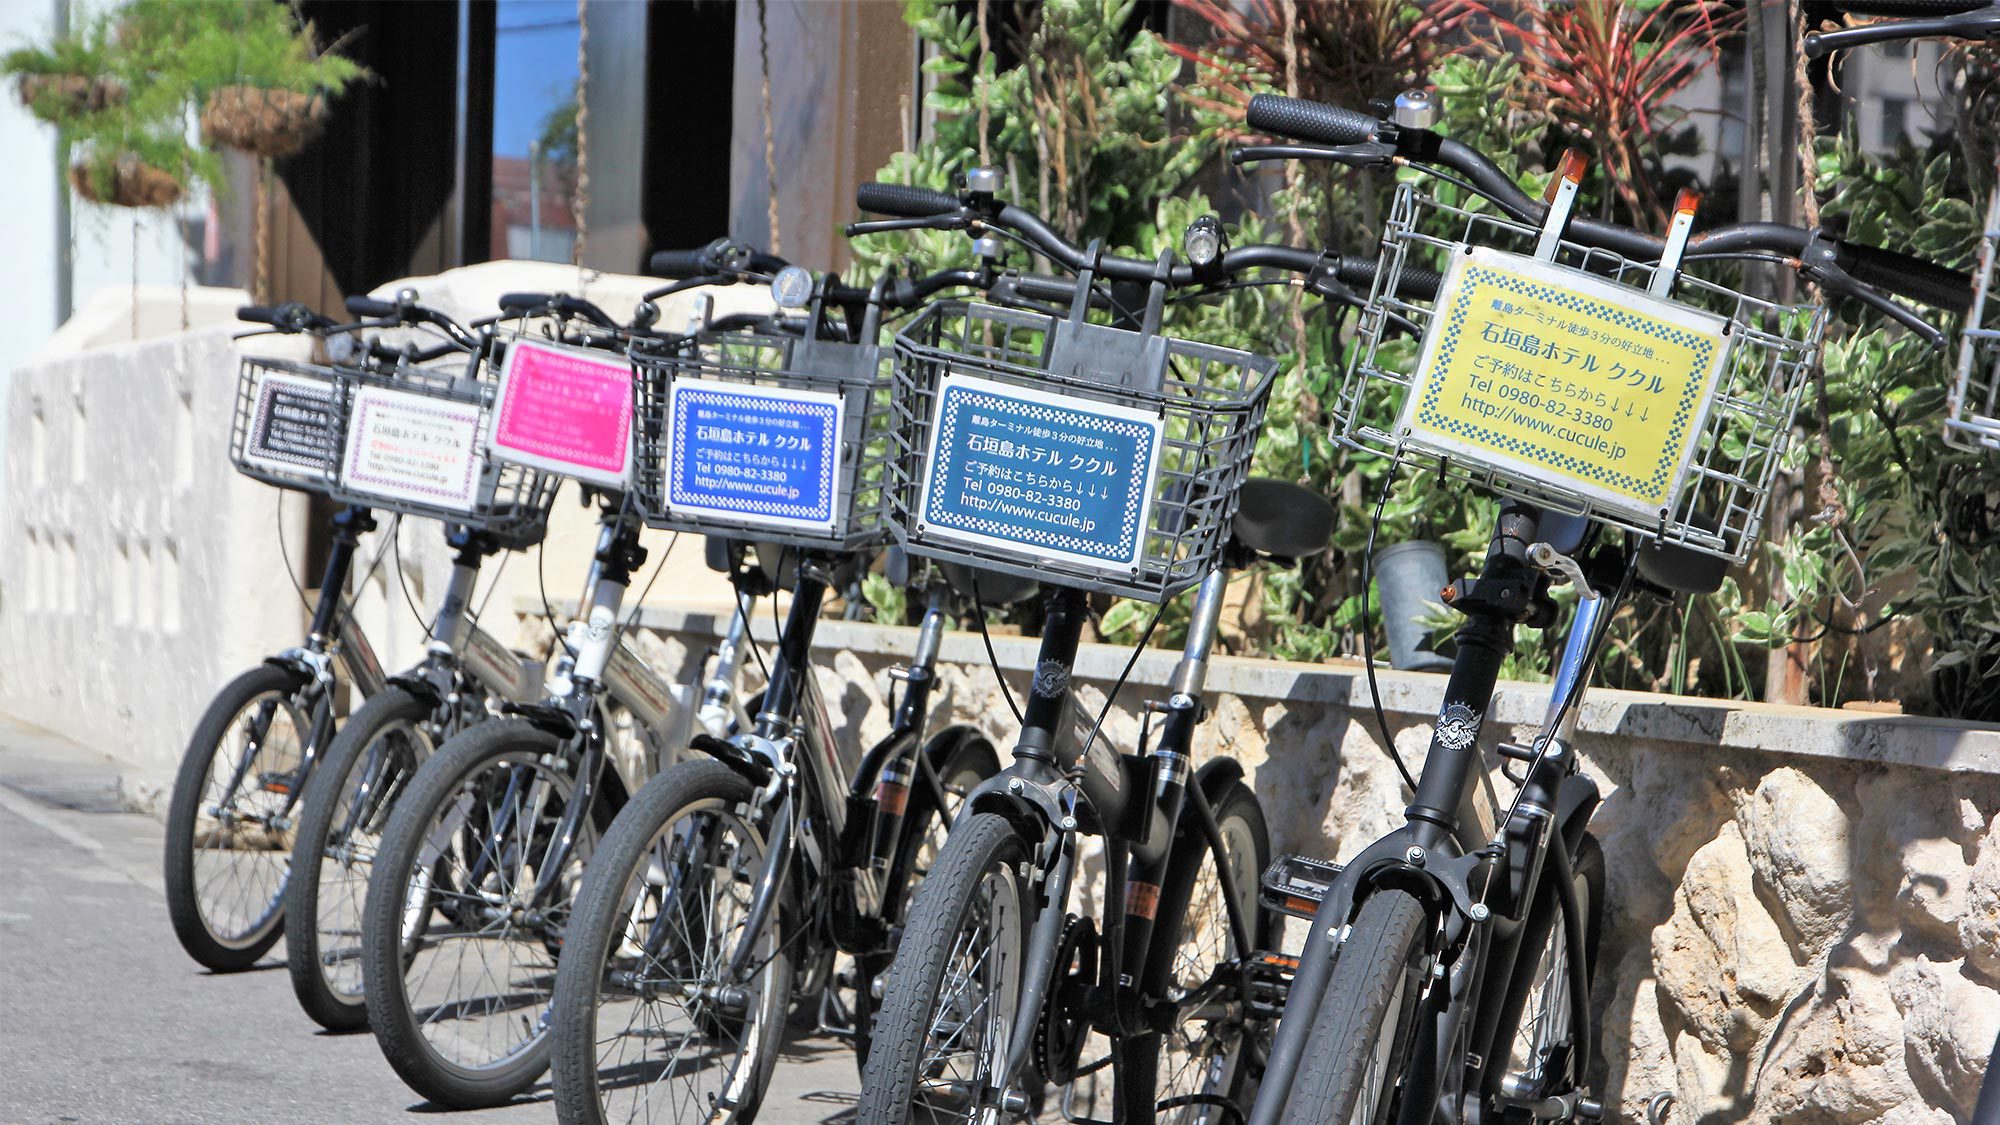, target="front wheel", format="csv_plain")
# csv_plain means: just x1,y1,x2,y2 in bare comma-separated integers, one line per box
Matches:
164,663,314,972
285,686,436,1030
1136,776,1271,1124
1279,889,1434,1125
856,812,1032,1125
549,758,790,1125
1485,833,1605,1116
361,719,600,1108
